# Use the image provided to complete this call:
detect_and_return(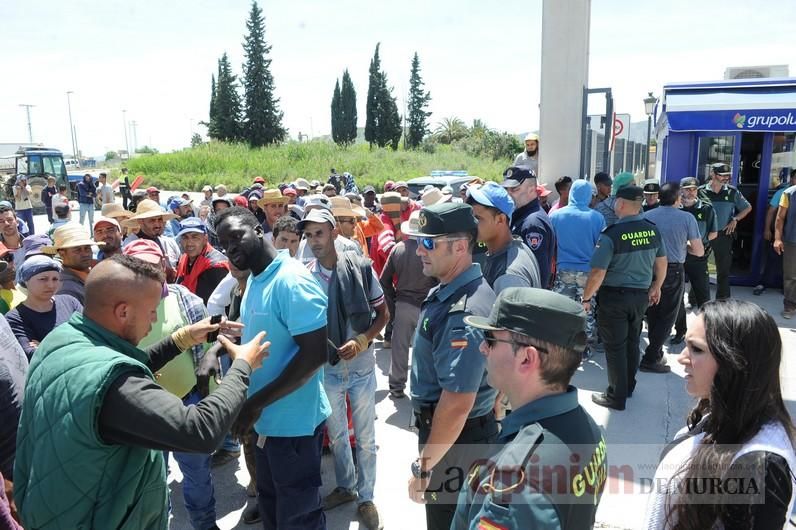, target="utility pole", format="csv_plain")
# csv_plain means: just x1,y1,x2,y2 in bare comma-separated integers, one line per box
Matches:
122,109,130,158
130,121,138,153
66,91,77,158
19,104,35,142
